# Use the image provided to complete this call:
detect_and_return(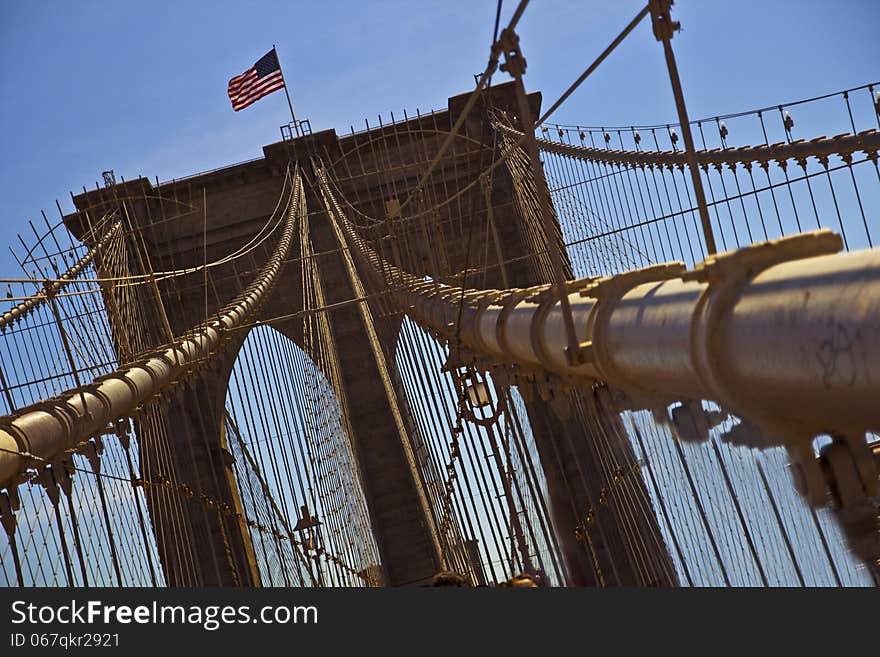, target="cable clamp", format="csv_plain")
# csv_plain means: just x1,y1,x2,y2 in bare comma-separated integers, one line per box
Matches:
682,229,842,286
578,263,686,371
